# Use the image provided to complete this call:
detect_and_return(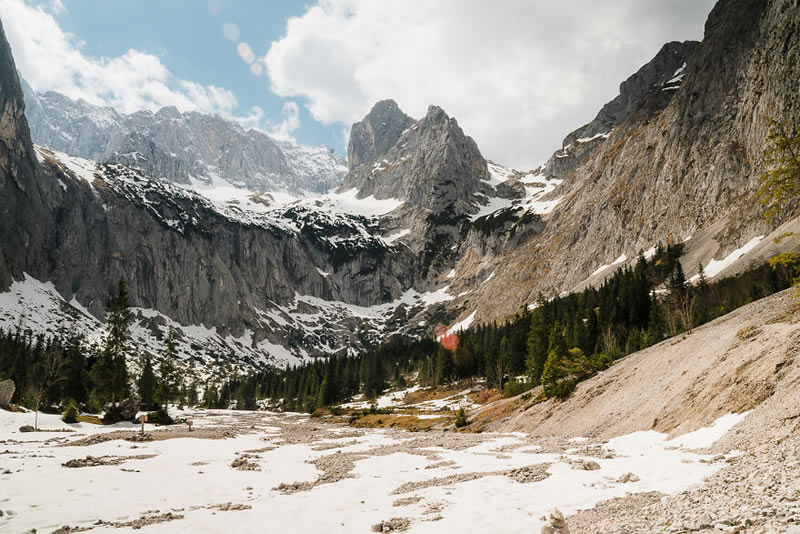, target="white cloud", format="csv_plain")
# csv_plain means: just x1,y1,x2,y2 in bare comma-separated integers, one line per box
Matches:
267,101,301,141
265,0,715,169
0,0,240,118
